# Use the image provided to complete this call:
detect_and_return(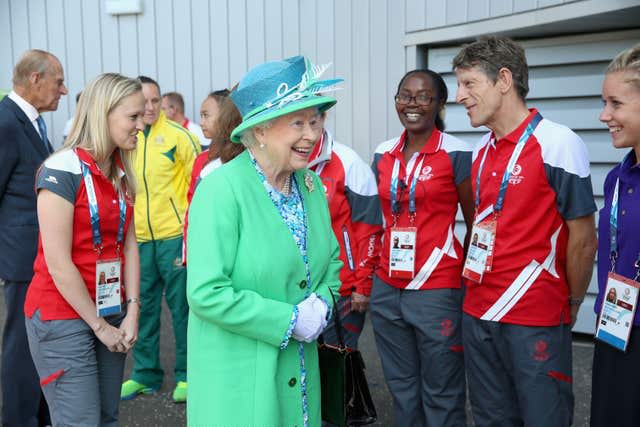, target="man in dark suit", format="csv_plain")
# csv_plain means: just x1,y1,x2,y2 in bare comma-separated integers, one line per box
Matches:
0,49,67,427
